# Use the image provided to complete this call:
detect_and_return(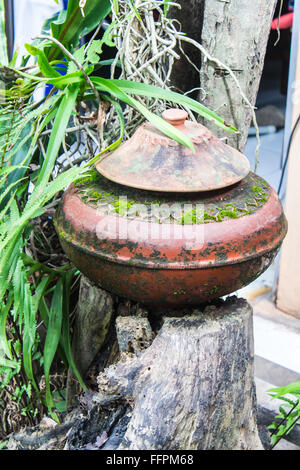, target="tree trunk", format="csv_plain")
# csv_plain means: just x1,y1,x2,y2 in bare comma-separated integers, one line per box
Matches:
8,296,264,450
97,298,263,450
66,277,114,409
170,0,278,150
